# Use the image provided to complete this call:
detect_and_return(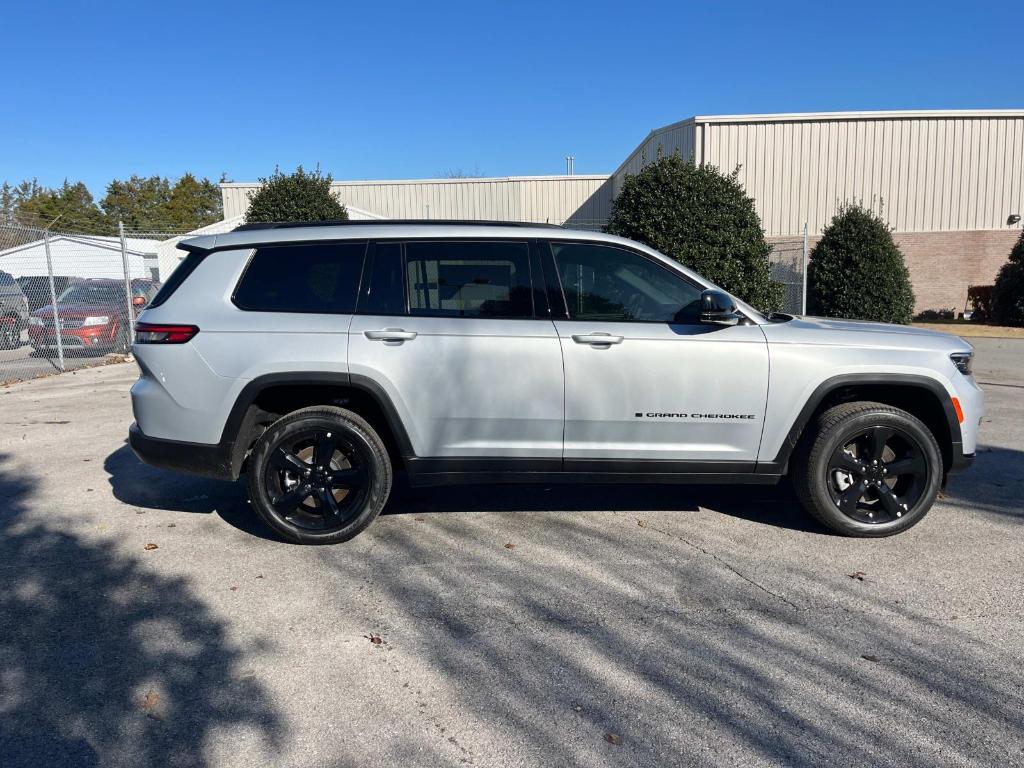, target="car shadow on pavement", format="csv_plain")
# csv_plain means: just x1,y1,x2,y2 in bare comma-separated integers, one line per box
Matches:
0,452,283,767
942,443,1024,520
104,441,826,538
103,442,277,541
